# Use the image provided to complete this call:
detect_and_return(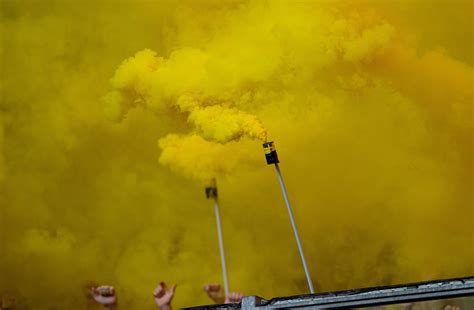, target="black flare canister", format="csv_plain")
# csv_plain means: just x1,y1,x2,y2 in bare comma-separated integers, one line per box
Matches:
205,179,218,199
263,141,279,165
